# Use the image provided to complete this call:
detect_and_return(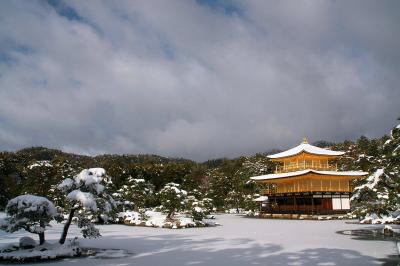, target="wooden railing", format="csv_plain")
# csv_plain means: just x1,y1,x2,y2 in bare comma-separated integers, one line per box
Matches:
275,162,337,173
262,205,348,215
261,184,352,195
